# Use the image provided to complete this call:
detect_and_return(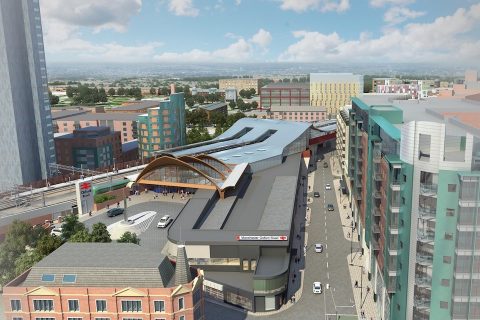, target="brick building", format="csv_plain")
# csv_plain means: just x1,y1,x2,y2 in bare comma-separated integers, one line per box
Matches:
268,105,326,122
260,82,310,109
54,127,122,170
2,242,205,320
218,78,259,93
